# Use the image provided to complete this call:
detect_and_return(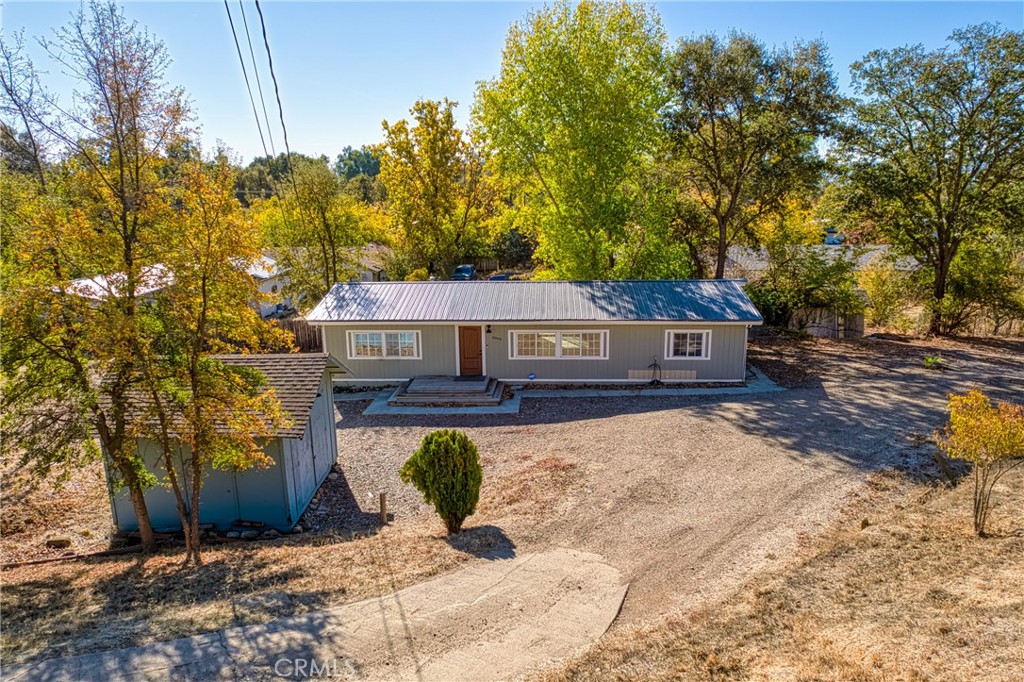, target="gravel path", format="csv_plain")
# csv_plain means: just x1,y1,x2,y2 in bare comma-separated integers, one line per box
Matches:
318,336,1024,624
